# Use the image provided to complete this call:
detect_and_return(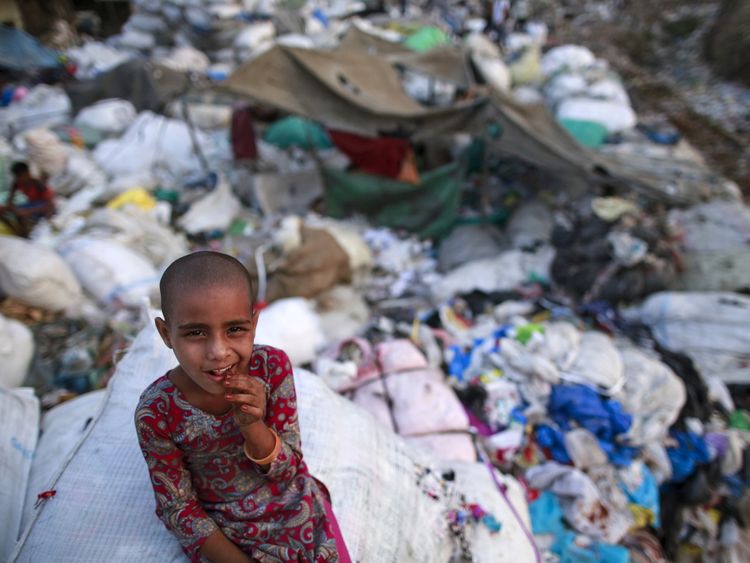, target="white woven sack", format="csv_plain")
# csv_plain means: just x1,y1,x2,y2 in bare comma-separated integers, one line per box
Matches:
57,237,159,308
74,99,137,137
21,390,107,532
0,314,34,389
0,236,83,312
10,321,537,562
0,387,39,562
